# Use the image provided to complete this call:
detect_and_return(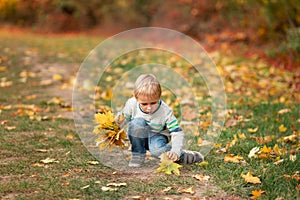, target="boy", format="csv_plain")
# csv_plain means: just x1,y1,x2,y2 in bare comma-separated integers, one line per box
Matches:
119,74,203,167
